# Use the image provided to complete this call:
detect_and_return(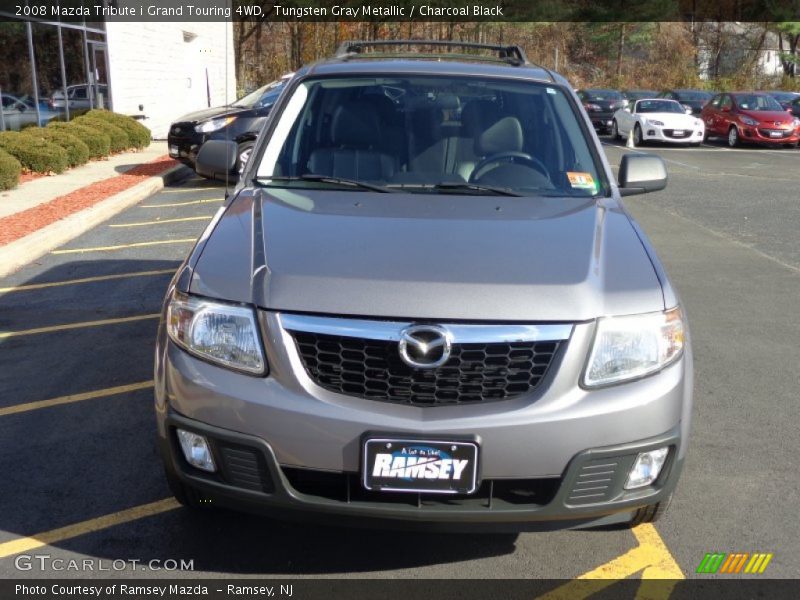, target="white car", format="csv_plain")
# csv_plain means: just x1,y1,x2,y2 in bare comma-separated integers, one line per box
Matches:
611,98,705,146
